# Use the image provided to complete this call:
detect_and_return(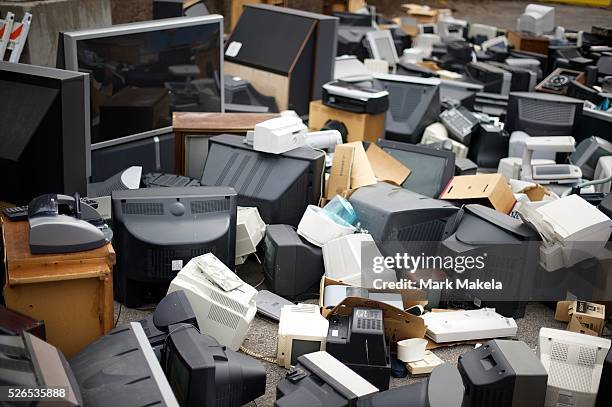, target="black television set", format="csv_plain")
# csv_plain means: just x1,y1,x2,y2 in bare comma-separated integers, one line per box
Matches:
458,339,548,407
333,11,372,27
377,140,455,198
488,61,537,91
162,323,266,406
348,182,459,258
567,80,605,106
439,79,484,109
465,62,512,95
509,49,549,76
337,26,374,61
505,92,584,137
263,224,324,298
356,364,464,407
0,61,89,205
57,16,224,182
111,186,237,307
70,322,179,406
201,134,325,226
579,107,612,143
439,204,541,318
373,73,441,144
0,331,82,406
